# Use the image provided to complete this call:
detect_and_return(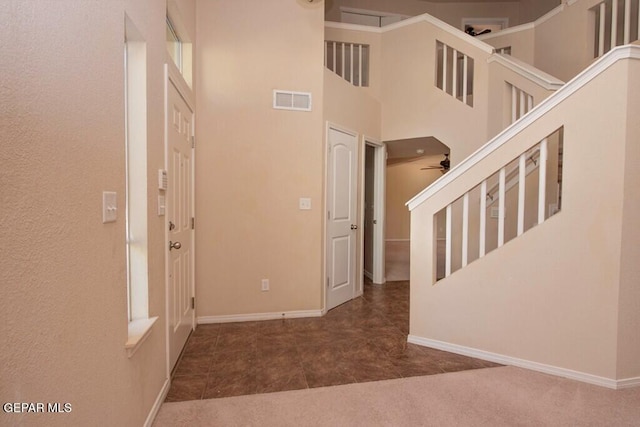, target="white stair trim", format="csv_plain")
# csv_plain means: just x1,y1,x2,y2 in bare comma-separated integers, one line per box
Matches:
198,309,323,324
408,335,640,390
488,53,564,90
